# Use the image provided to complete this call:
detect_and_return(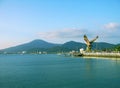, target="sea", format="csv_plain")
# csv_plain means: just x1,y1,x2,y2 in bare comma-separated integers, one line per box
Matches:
0,54,120,88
